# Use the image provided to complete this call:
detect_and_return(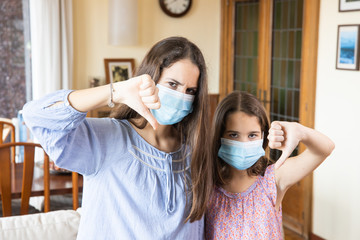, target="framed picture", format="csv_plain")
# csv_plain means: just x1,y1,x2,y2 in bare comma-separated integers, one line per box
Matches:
336,25,360,70
104,58,135,84
339,0,360,12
